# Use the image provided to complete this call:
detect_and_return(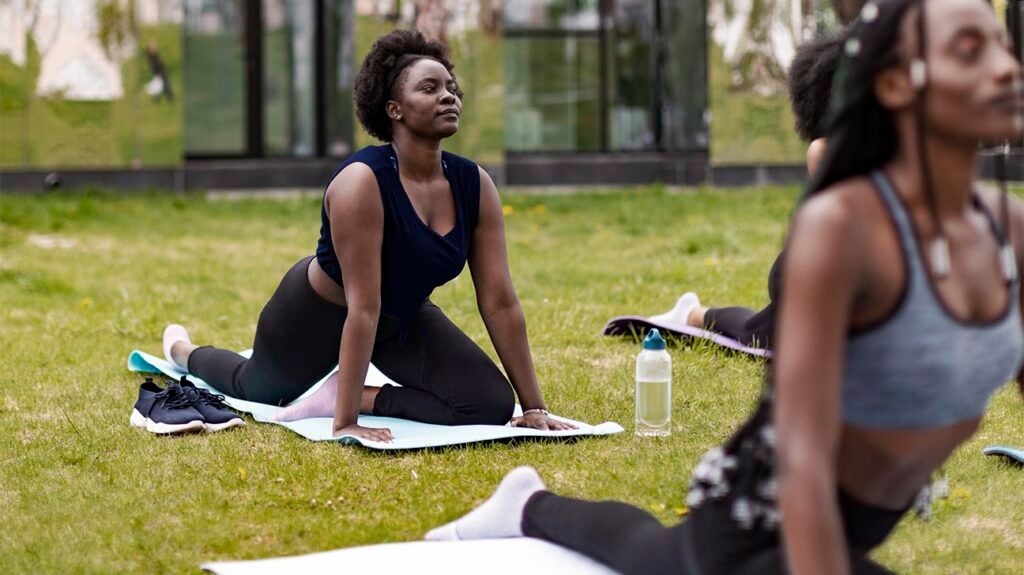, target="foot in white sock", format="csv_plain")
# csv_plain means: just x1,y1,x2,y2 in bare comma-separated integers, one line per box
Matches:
425,466,546,541
163,324,192,371
649,292,701,326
